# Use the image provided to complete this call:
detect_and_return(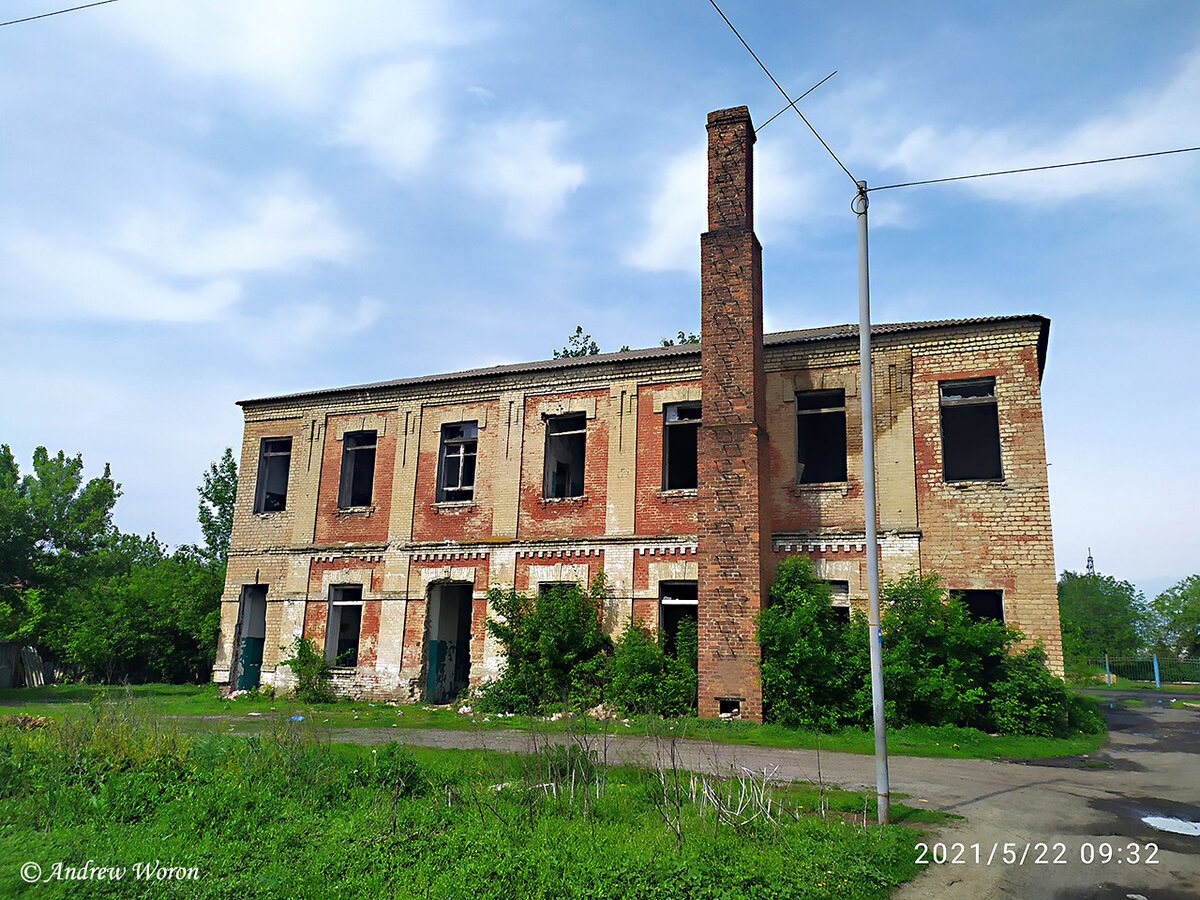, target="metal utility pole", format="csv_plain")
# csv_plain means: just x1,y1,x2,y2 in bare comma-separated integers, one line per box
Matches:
855,180,890,825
